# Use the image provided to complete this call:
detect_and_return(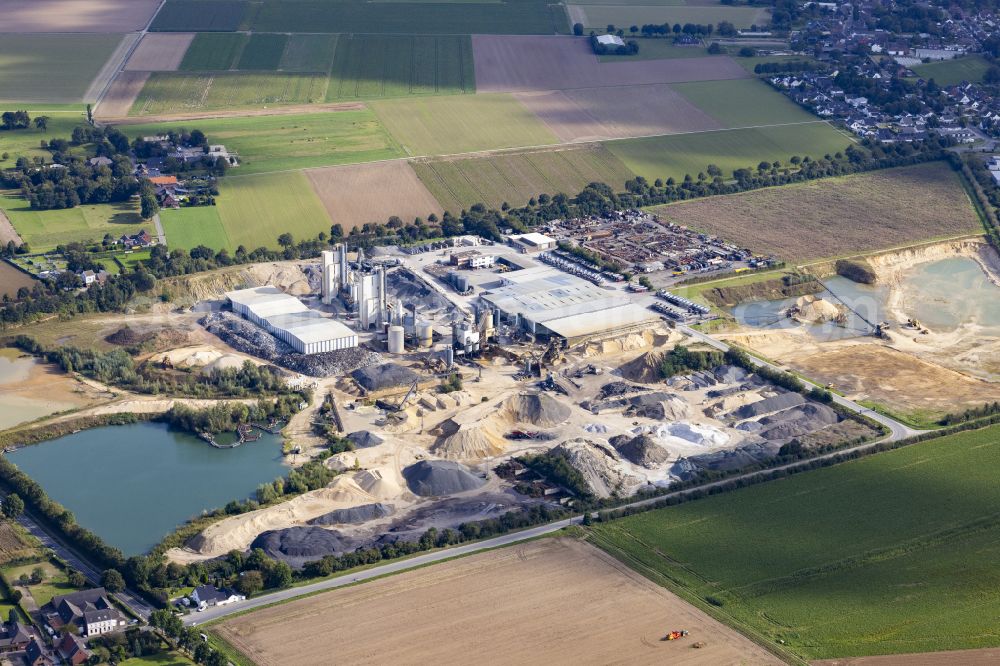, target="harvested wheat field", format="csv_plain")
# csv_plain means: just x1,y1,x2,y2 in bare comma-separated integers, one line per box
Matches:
215,537,780,666
473,34,748,93
306,161,443,230
97,71,149,118
653,162,981,263
515,84,723,142
124,33,195,71
0,0,162,32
